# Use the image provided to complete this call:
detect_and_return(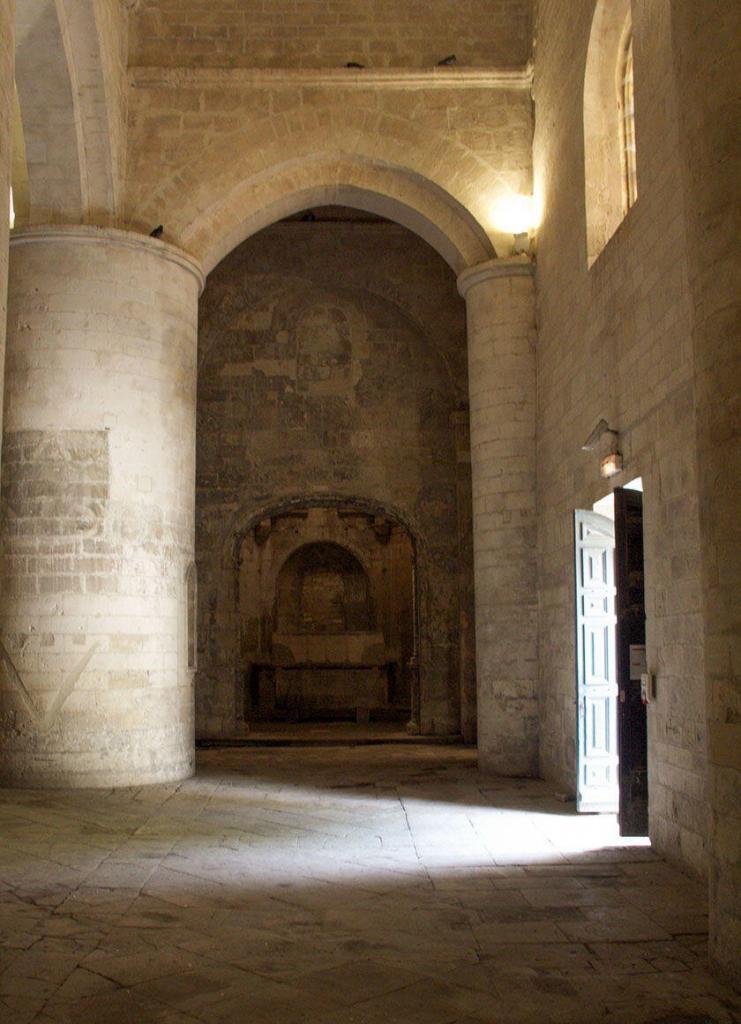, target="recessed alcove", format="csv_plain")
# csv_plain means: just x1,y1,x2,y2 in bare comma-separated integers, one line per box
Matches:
238,505,416,724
